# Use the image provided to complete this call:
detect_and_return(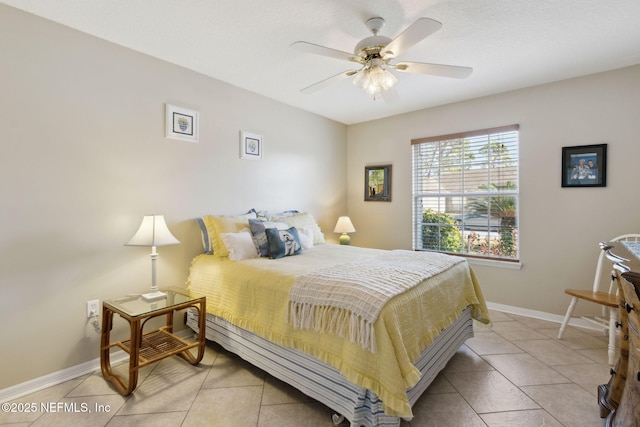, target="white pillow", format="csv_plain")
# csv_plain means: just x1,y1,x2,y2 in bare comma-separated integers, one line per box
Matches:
220,230,259,261
297,227,314,250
